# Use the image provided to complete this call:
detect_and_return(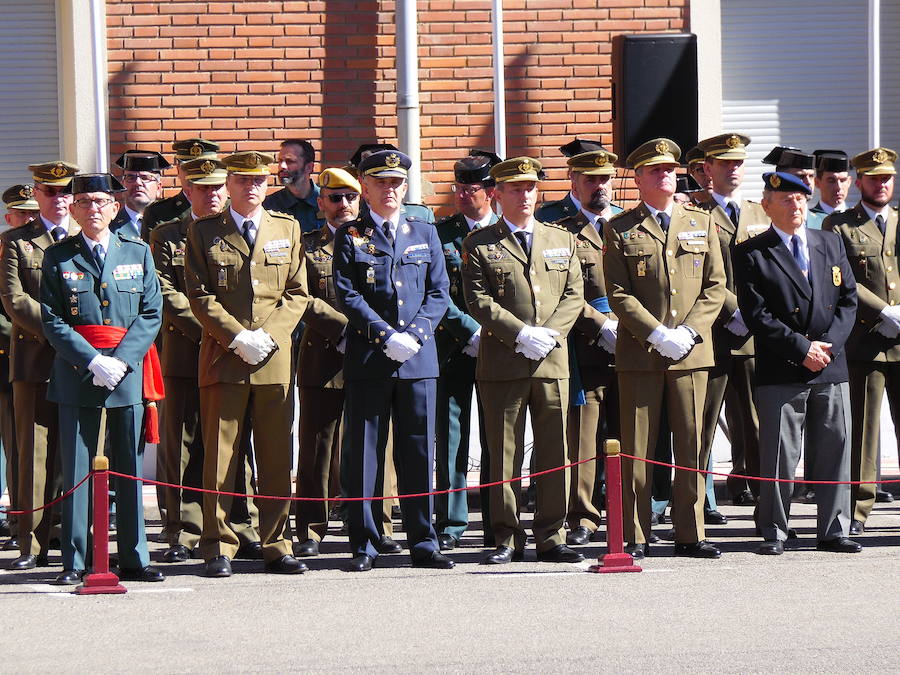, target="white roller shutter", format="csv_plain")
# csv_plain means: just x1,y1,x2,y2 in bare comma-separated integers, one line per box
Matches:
0,2,60,194
720,0,869,201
